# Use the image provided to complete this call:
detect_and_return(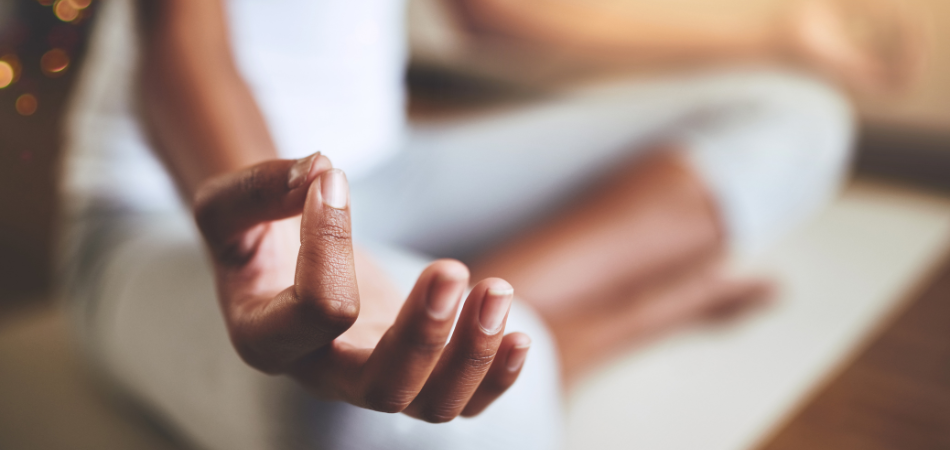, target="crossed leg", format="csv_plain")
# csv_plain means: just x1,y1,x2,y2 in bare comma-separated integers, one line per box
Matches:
352,69,853,385
62,70,853,450
470,149,773,382
470,148,725,317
